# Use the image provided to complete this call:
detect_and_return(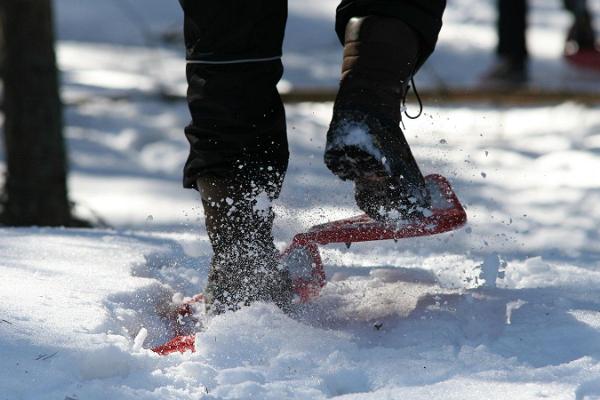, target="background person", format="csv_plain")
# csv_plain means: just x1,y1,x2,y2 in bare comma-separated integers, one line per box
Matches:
483,0,600,85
